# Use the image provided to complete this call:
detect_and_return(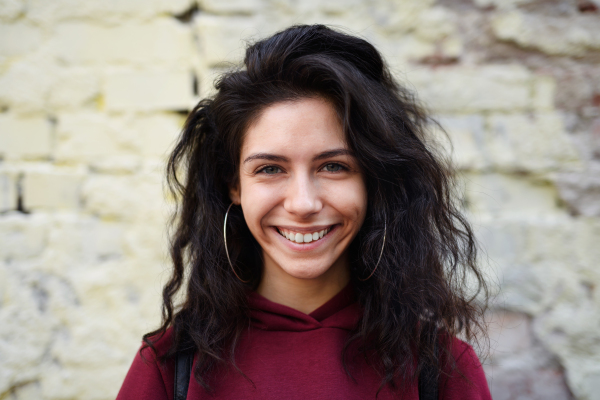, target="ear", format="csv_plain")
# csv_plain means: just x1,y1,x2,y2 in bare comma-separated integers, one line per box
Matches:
229,184,241,205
